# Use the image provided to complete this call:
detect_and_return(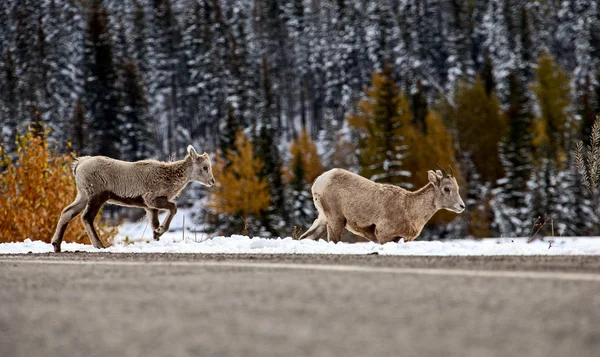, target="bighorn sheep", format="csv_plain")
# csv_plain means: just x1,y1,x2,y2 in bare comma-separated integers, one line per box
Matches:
299,166,464,243
51,146,215,252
